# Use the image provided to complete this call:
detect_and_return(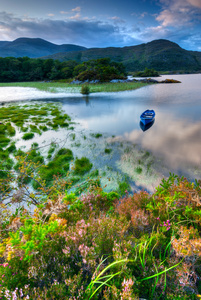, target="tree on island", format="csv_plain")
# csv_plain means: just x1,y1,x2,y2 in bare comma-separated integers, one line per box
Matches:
74,58,127,82
135,67,159,77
